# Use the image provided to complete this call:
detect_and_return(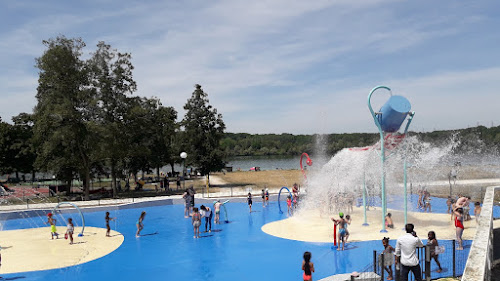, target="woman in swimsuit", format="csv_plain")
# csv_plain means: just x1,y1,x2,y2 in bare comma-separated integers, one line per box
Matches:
136,211,146,237
302,251,315,281
454,207,464,250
